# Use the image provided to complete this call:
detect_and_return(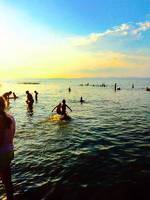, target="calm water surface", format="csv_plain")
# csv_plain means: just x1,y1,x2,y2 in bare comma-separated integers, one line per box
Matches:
0,78,150,197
